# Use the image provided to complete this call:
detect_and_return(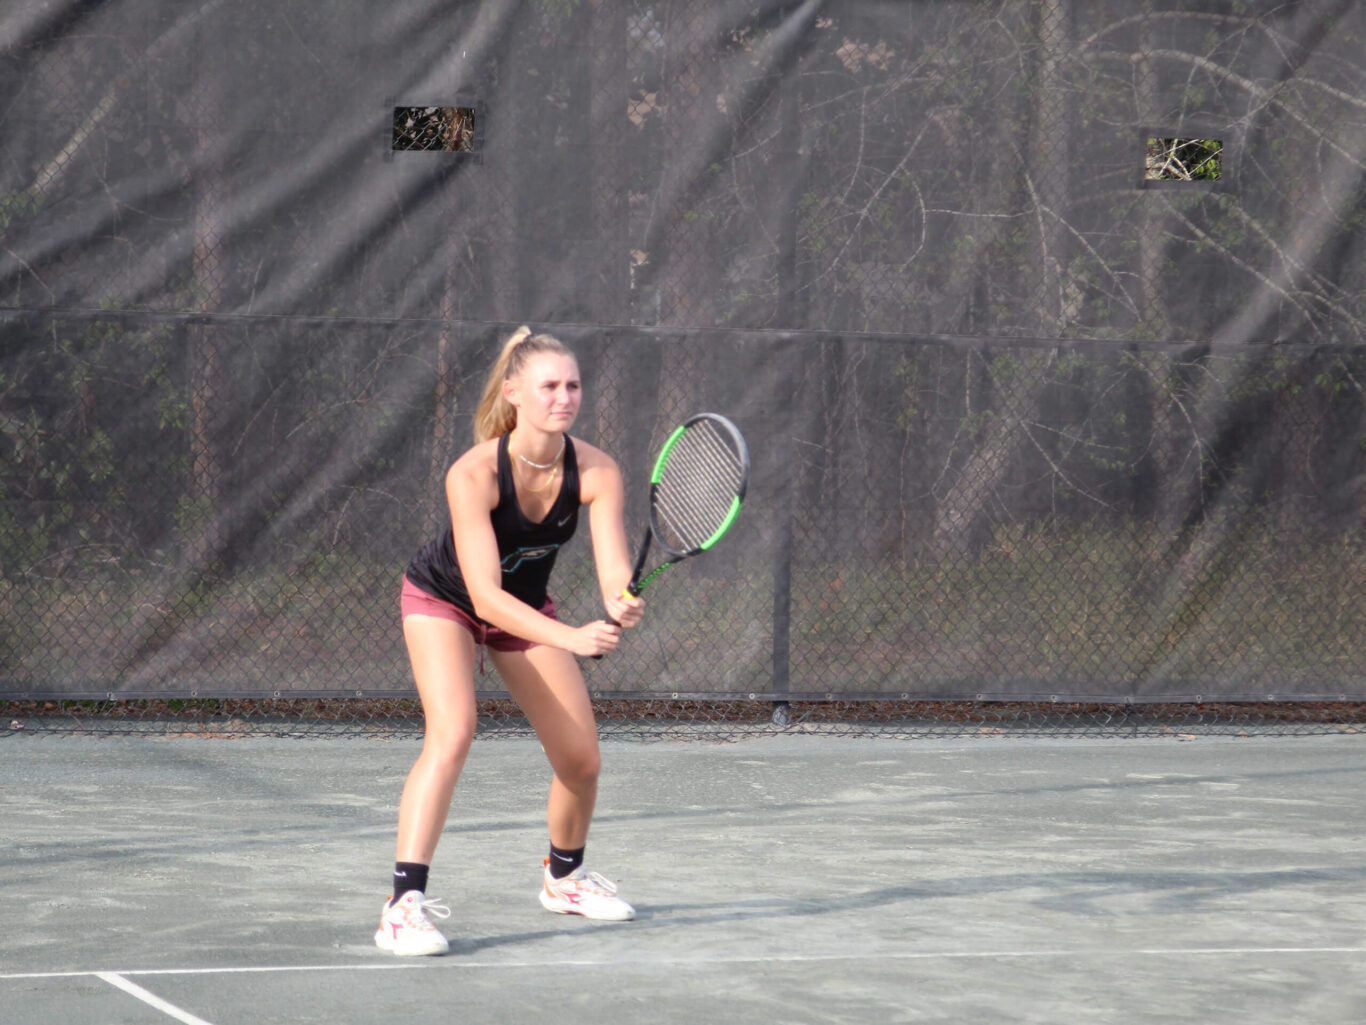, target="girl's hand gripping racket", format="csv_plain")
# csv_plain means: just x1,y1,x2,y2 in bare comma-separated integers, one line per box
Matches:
595,413,749,655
